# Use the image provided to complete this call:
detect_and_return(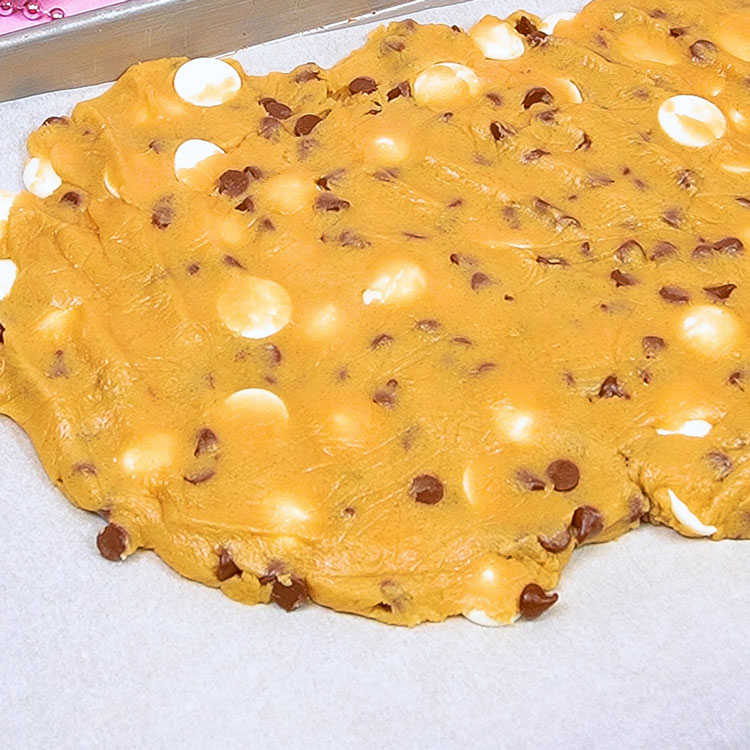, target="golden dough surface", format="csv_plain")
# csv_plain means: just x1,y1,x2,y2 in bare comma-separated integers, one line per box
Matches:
2,0,750,625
